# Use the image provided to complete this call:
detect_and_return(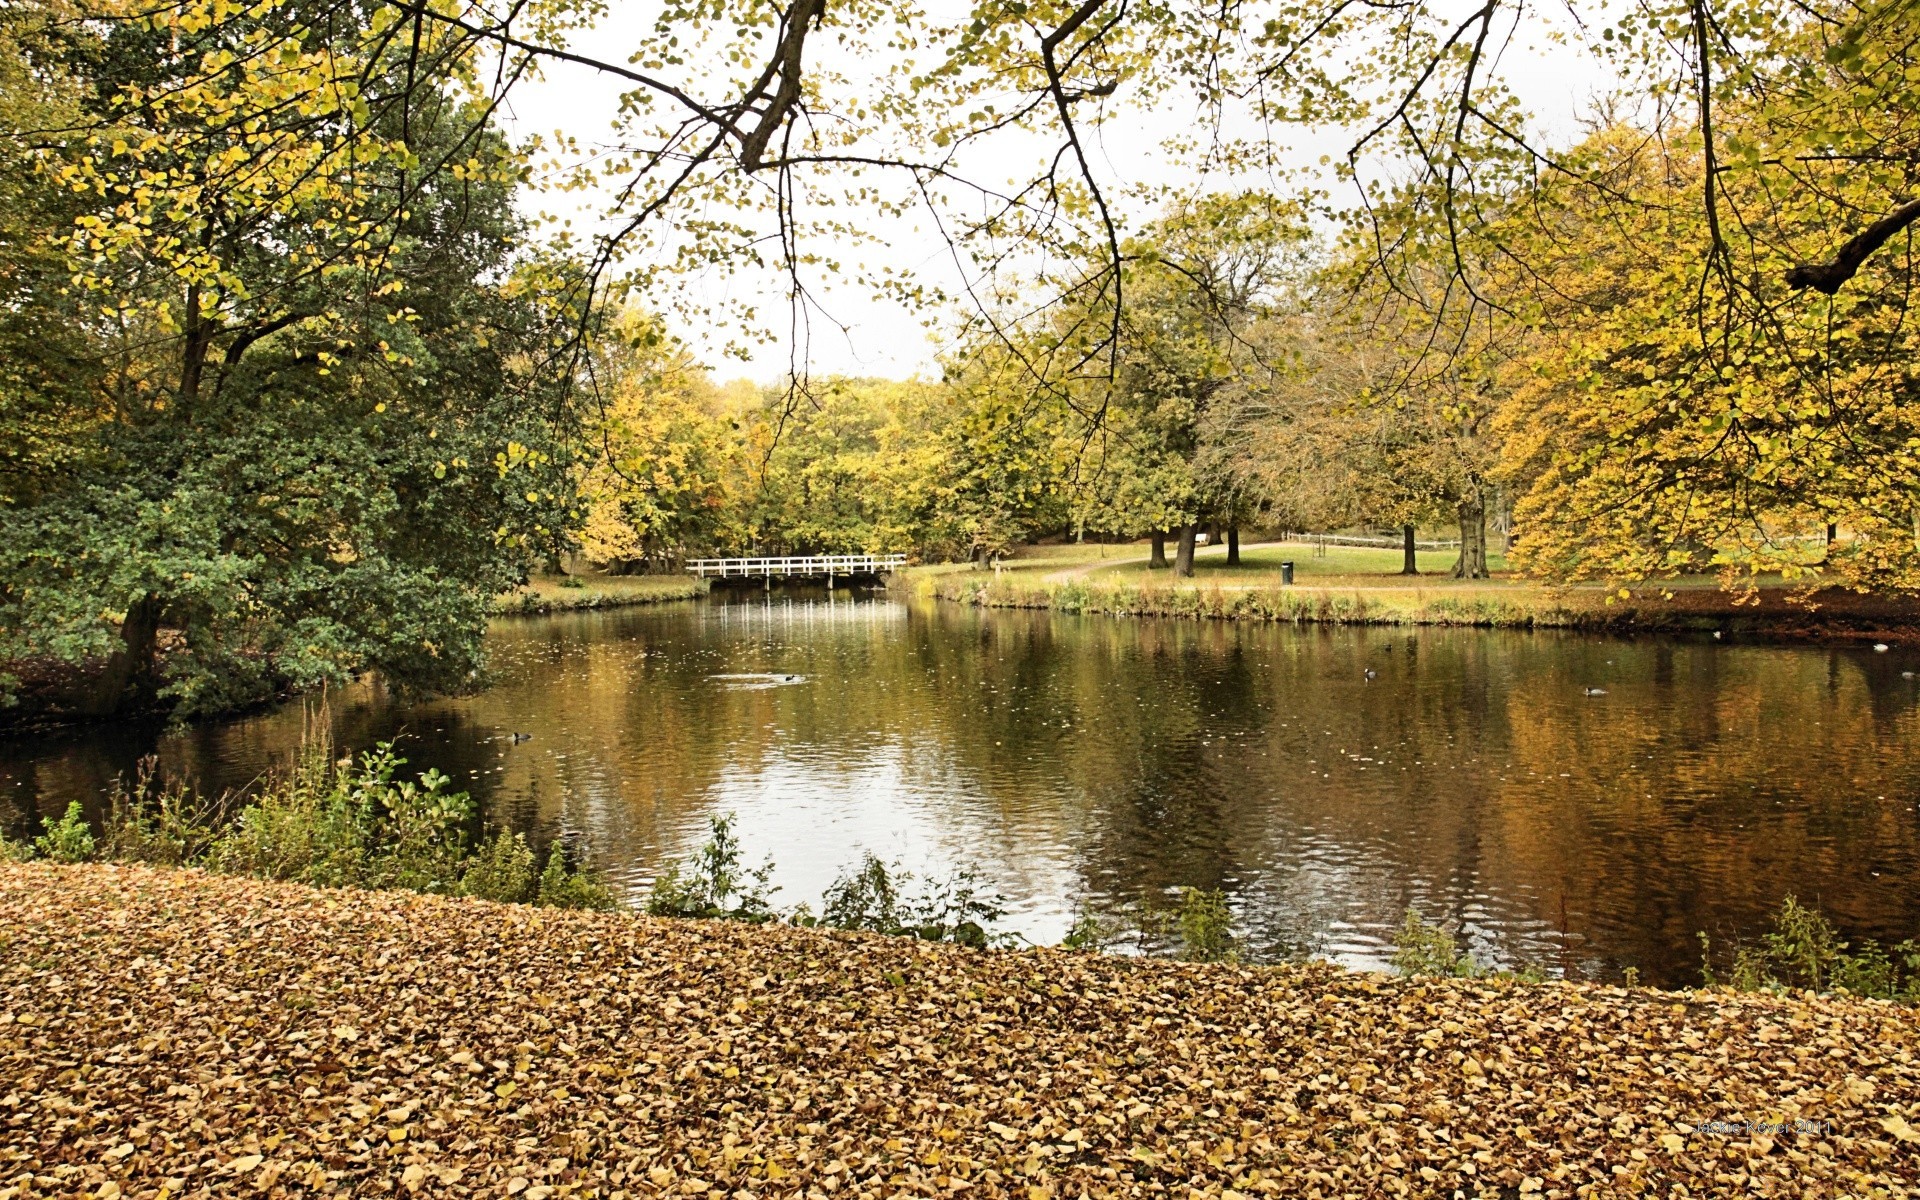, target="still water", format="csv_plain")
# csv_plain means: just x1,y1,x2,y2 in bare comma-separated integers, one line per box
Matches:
5,591,1919,986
